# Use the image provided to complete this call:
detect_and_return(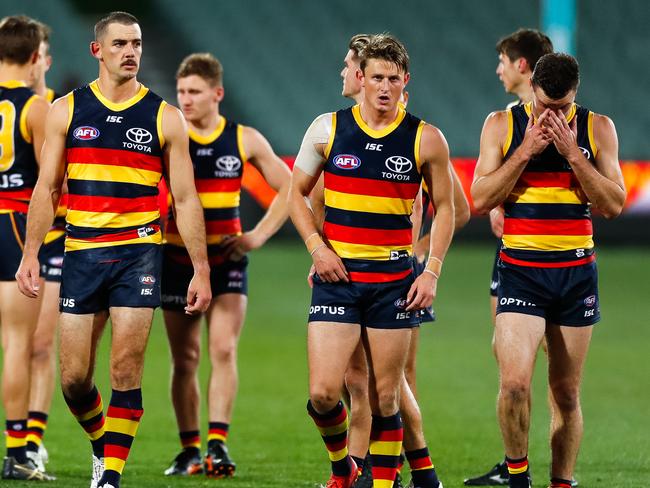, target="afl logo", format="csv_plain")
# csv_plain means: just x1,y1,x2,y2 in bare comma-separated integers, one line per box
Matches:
394,298,407,309
584,295,596,307
139,275,156,285
385,155,413,174
73,126,100,140
126,127,153,144
215,155,242,172
333,154,361,170
579,146,591,159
